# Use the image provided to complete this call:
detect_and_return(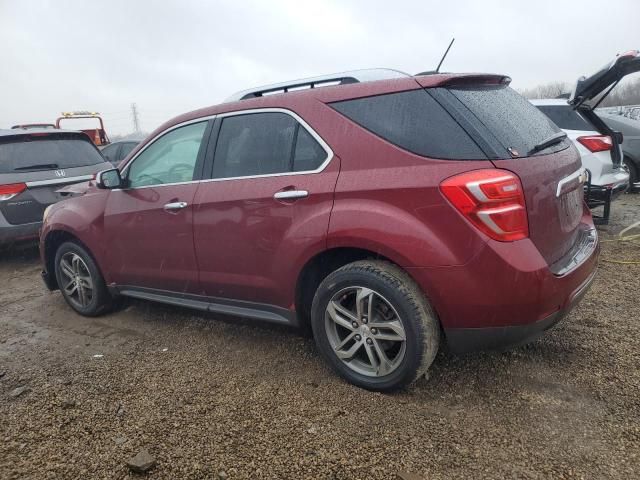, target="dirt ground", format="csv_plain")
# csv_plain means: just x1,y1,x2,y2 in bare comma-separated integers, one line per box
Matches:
1,195,639,480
